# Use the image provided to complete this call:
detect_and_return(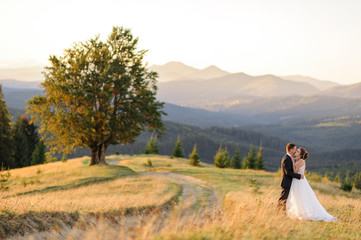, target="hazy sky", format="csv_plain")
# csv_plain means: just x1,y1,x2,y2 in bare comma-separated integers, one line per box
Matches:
1,0,361,84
